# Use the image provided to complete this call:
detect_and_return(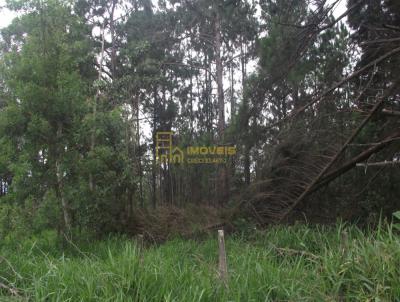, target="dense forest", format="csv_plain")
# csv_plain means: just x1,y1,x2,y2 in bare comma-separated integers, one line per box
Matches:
1,0,399,237
0,0,400,235
0,0,399,299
